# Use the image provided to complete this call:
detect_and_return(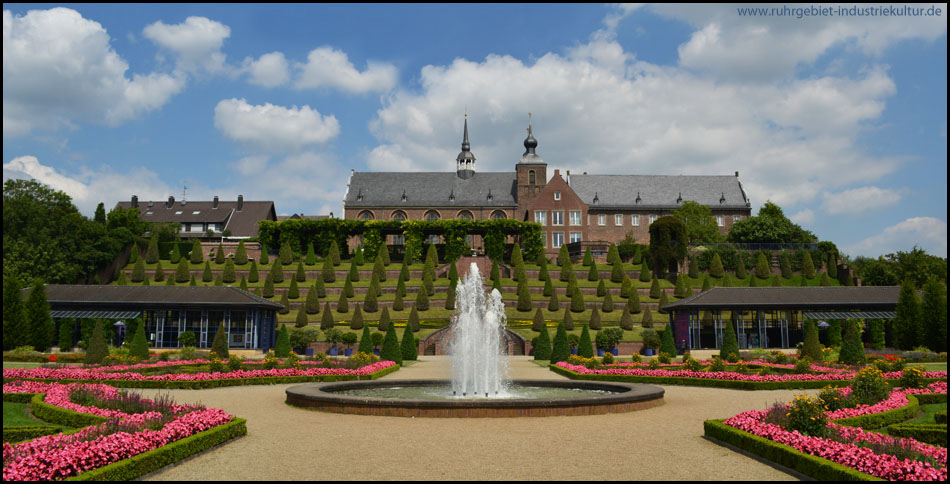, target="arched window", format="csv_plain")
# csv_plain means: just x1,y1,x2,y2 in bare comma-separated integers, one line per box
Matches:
391,211,407,245
529,170,535,184
358,210,374,220
391,211,407,221
457,210,473,220
425,210,440,221
491,210,506,220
